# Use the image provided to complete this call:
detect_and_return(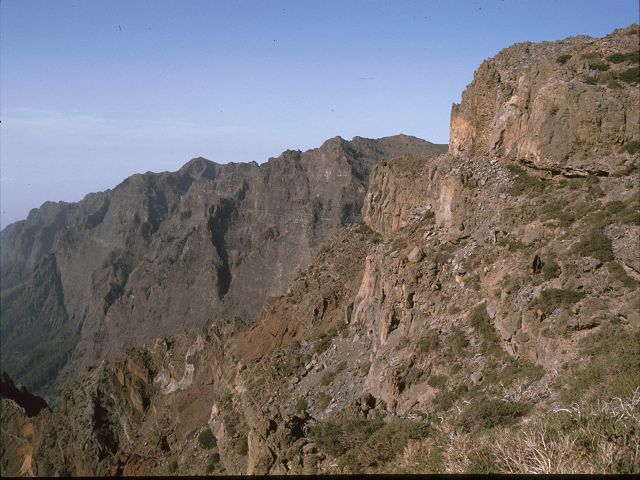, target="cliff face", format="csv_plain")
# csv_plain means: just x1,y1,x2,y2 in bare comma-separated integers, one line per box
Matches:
450,24,639,174
0,135,446,398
